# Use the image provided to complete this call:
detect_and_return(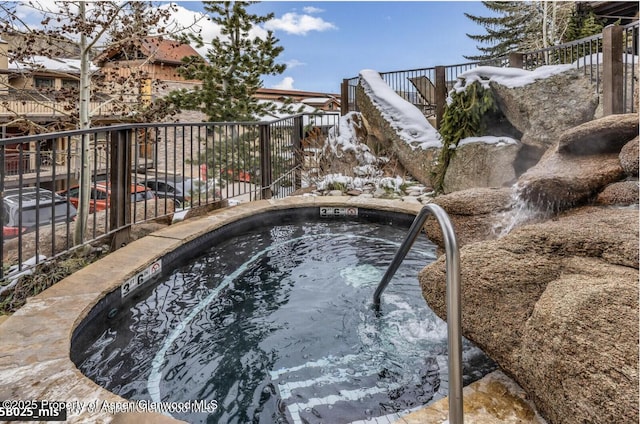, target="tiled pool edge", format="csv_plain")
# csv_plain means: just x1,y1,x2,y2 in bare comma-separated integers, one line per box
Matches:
0,196,544,424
